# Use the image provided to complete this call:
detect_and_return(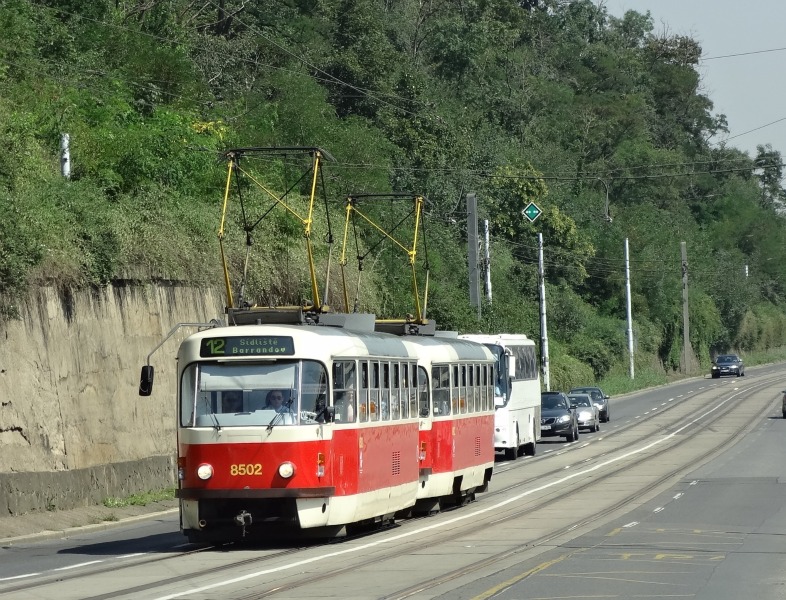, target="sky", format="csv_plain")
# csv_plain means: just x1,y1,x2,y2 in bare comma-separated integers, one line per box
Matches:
603,0,786,159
